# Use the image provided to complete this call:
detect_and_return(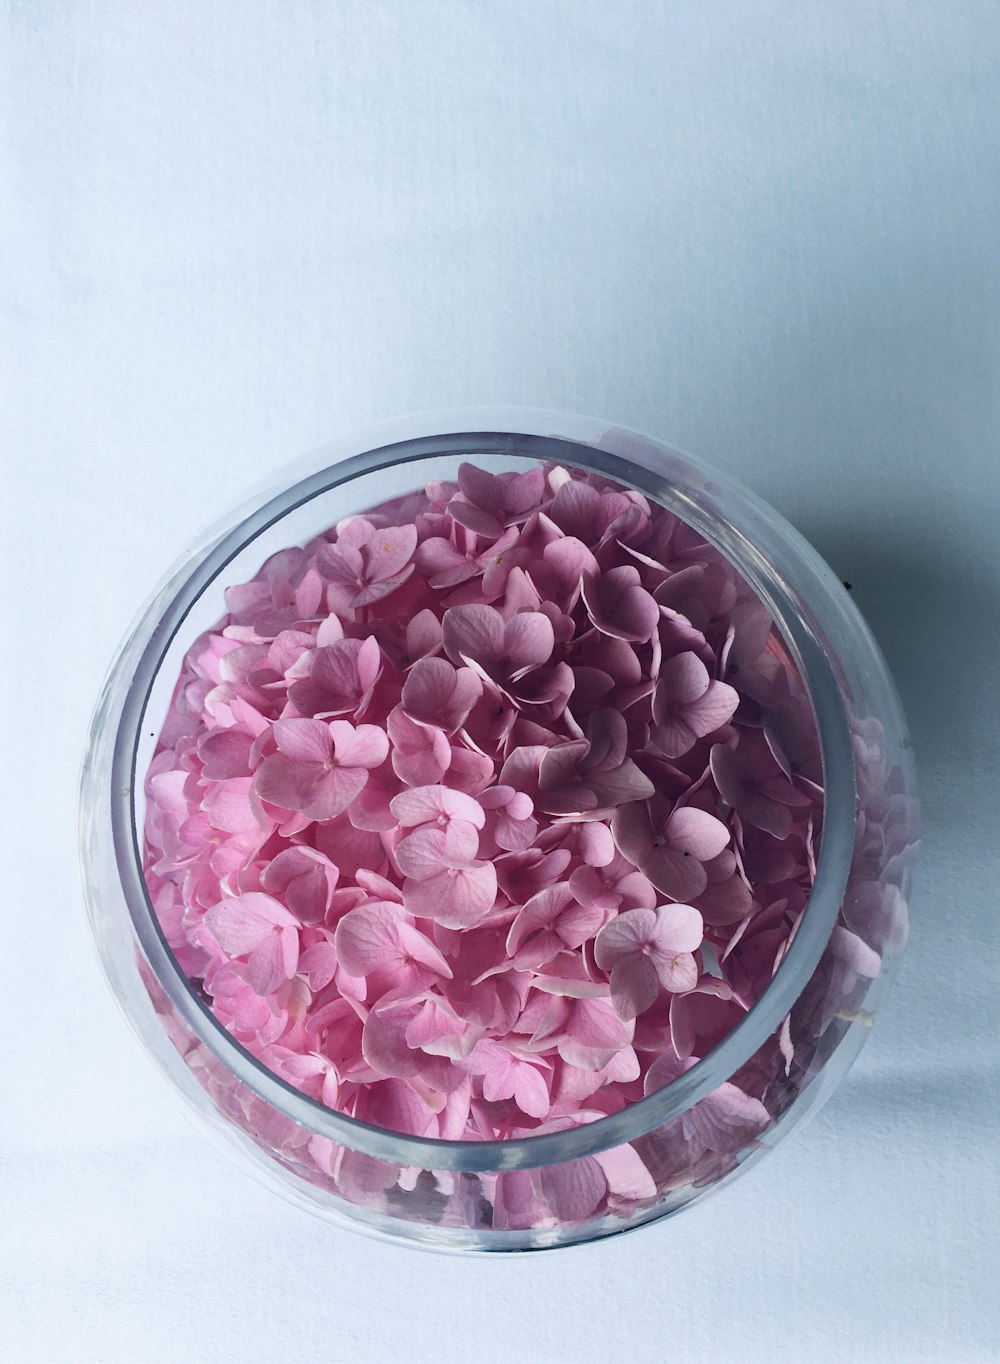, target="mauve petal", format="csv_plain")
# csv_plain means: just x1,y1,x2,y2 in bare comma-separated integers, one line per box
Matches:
448,499,504,537
415,537,479,588
442,604,505,667
642,843,710,901
505,885,577,956
198,729,253,780
254,754,329,815
651,713,700,758
205,896,270,954
502,612,555,671
651,949,699,994
665,807,731,861
656,651,709,711
685,680,740,737
579,822,616,866
272,717,333,763
395,820,480,876
305,765,370,821
403,863,497,928
405,608,443,661
589,759,656,808
539,1157,607,1221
